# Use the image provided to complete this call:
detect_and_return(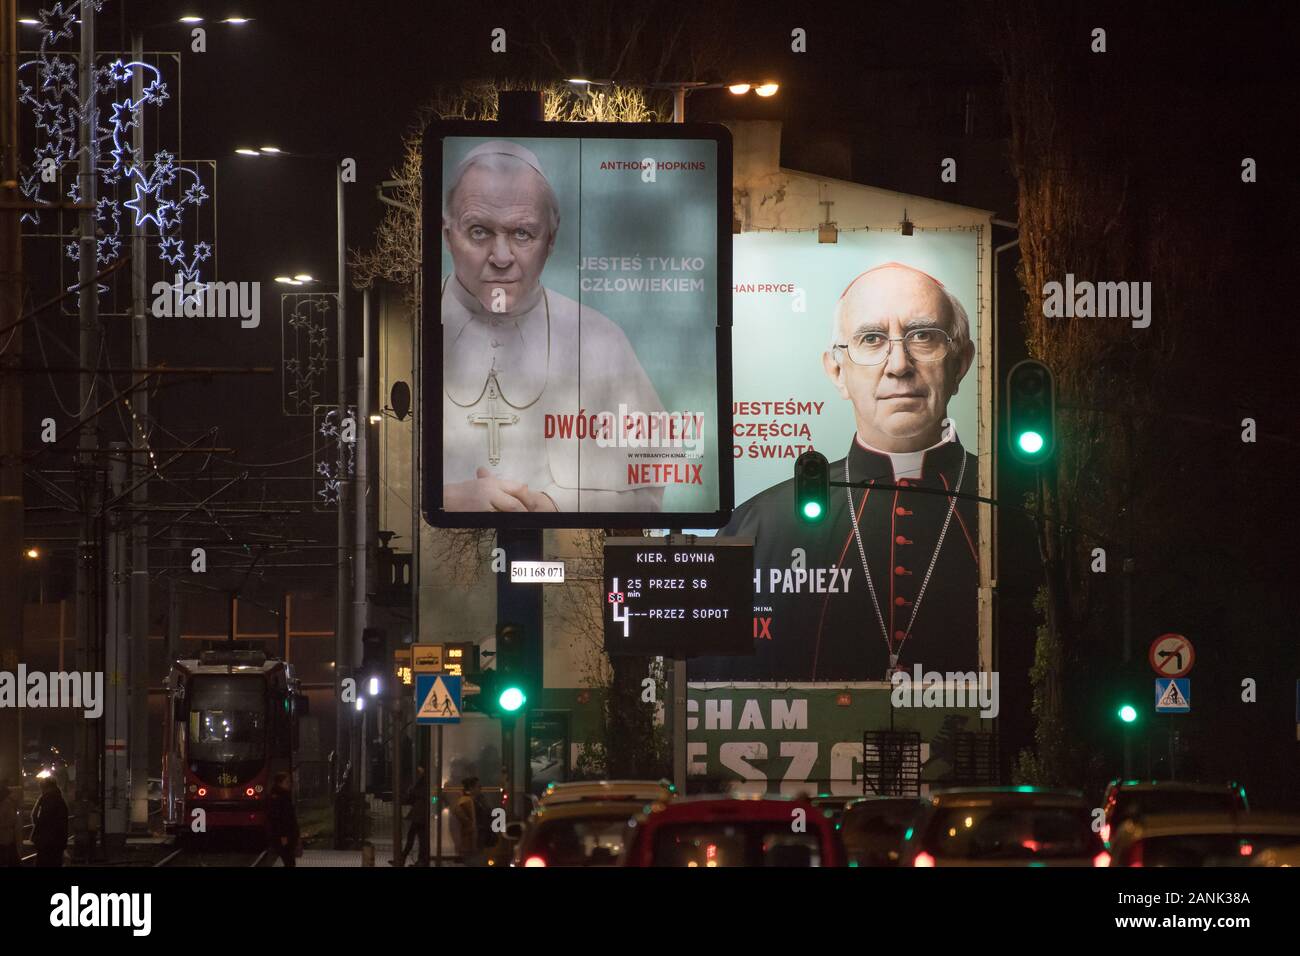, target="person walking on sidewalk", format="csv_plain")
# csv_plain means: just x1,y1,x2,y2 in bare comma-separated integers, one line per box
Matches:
31,777,68,867
400,766,430,866
452,777,482,864
0,781,20,866
267,772,300,867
